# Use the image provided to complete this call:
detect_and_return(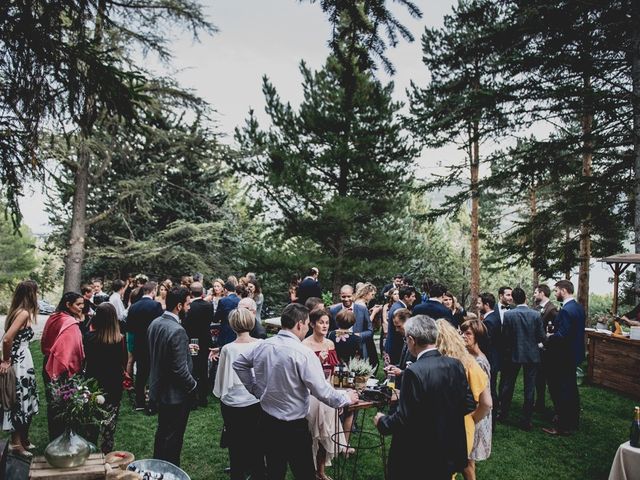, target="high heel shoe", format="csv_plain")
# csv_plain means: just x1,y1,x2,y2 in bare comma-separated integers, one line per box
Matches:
8,444,33,458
